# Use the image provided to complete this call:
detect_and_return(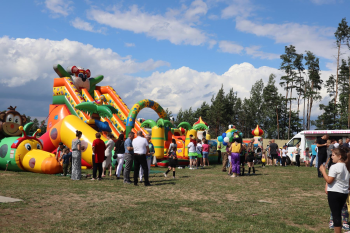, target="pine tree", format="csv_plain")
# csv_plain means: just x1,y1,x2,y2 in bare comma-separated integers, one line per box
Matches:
334,18,350,107
293,53,305,131
280,45,297,139
207,85,226,137
175,108,184,126
305,51,322,129
262,74,280,139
